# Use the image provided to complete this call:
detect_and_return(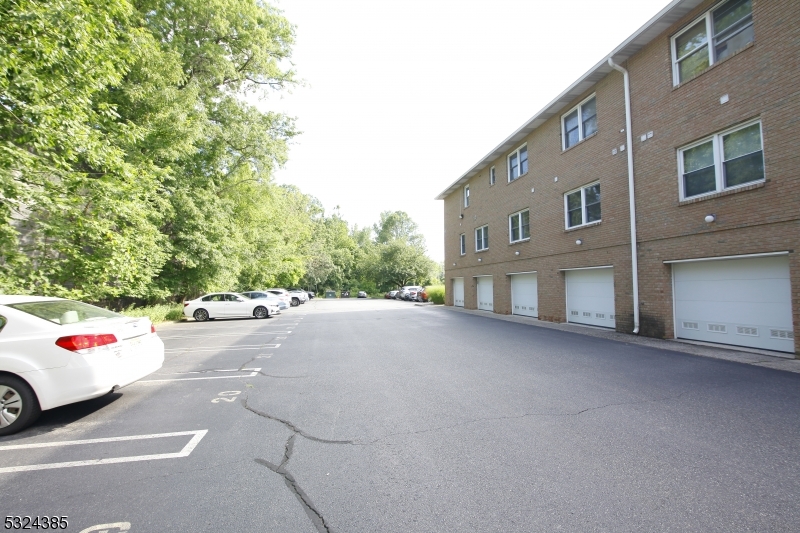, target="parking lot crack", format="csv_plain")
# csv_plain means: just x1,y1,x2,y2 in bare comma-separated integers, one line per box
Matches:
365,393,691,444
242,398,352,445
255,432,335,533
253,371,307,379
